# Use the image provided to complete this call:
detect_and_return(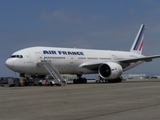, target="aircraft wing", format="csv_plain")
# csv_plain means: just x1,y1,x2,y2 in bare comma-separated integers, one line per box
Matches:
79,55,160,70
119,55,160,63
